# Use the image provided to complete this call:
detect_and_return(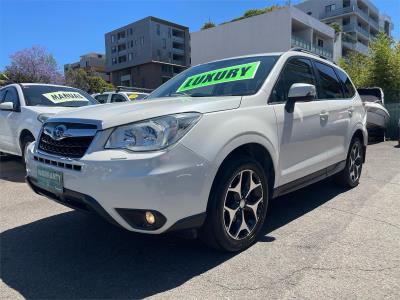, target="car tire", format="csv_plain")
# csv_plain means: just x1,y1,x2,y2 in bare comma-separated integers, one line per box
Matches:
200,155,269,252
21,135,35,163
335,137,363,188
